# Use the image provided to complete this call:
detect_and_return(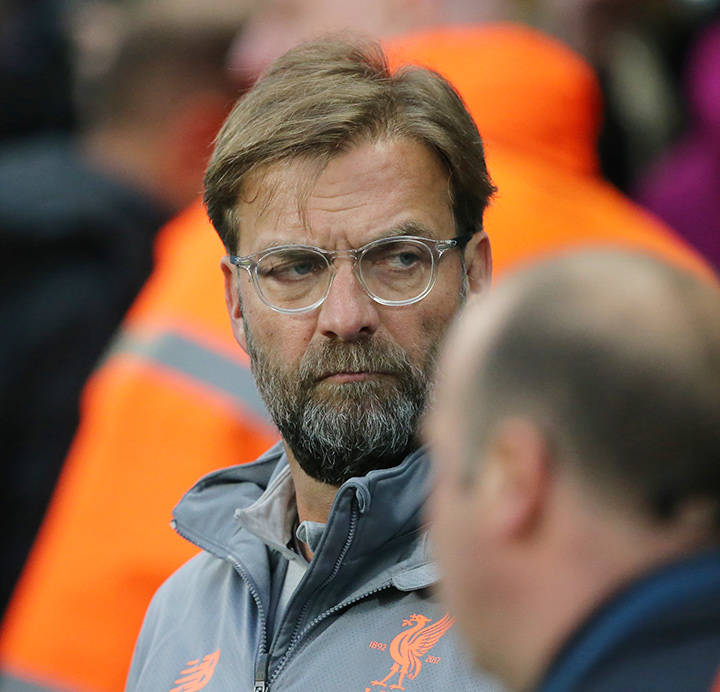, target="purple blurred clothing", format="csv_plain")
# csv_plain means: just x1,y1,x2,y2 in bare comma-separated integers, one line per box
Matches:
634,21,720,273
